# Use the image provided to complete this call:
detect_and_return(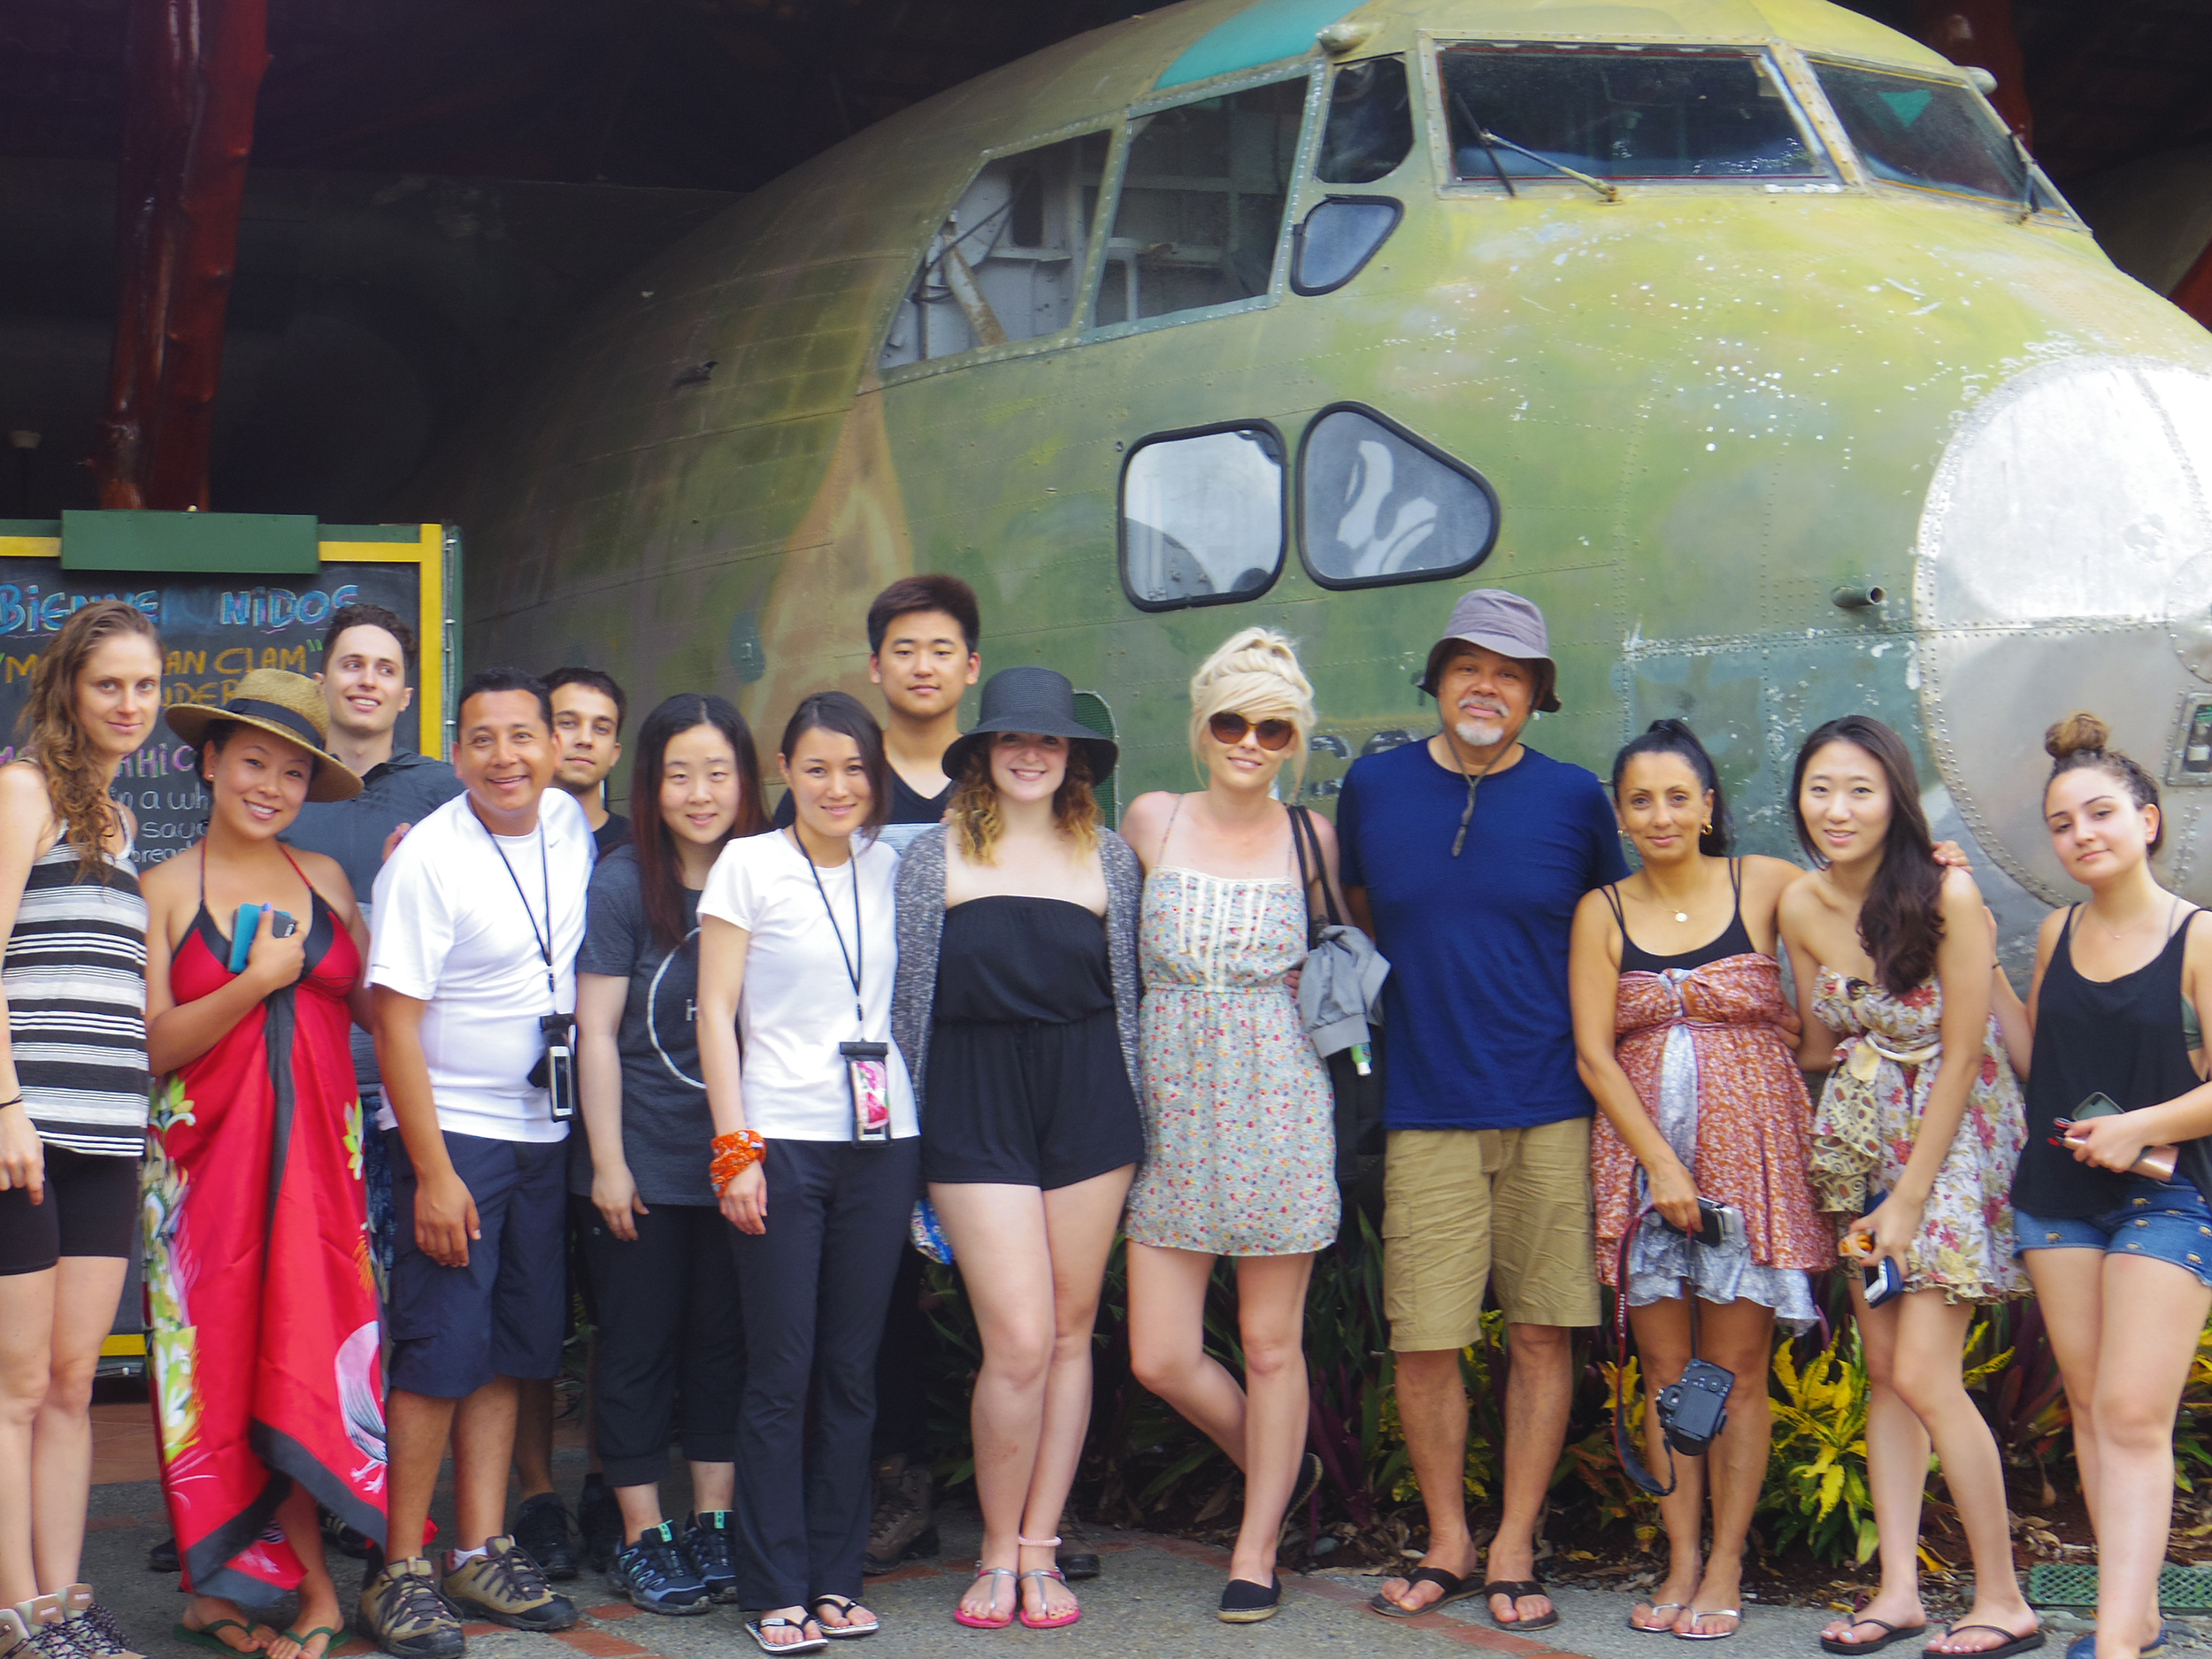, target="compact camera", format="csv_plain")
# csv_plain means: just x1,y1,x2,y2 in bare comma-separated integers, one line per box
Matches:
1656,1358,1734,1455
529,1012,578,1121
1664,1198,1744,1252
